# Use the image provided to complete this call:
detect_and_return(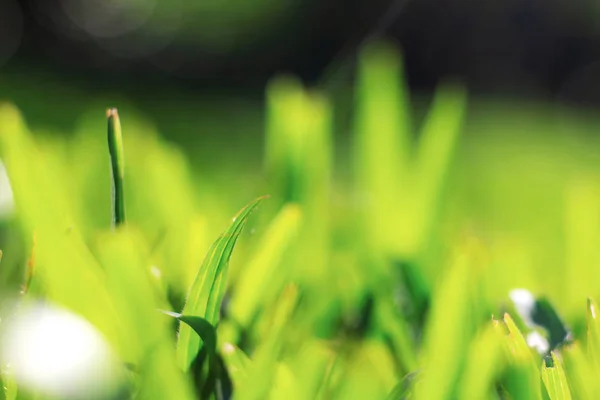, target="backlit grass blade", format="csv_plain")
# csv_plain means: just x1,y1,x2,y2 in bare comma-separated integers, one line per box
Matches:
220,343,251,389
410,84,466,255
107,108,126,226
177,196,265,370
587,297,600,368
288,340,334,399
457,324,504,399
561,343,600,400
504,313,541,369
169,313,217,357
237,285,298,400
386,371,420,400
501,313,543,399
375,295,418,374
541,353,571,400
334,339,398,399
0,363,16,400
413,251,474,400
564,182,600,314
264,78,332,285
230,203,302,328
354,41,410,255
95,229,195,400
